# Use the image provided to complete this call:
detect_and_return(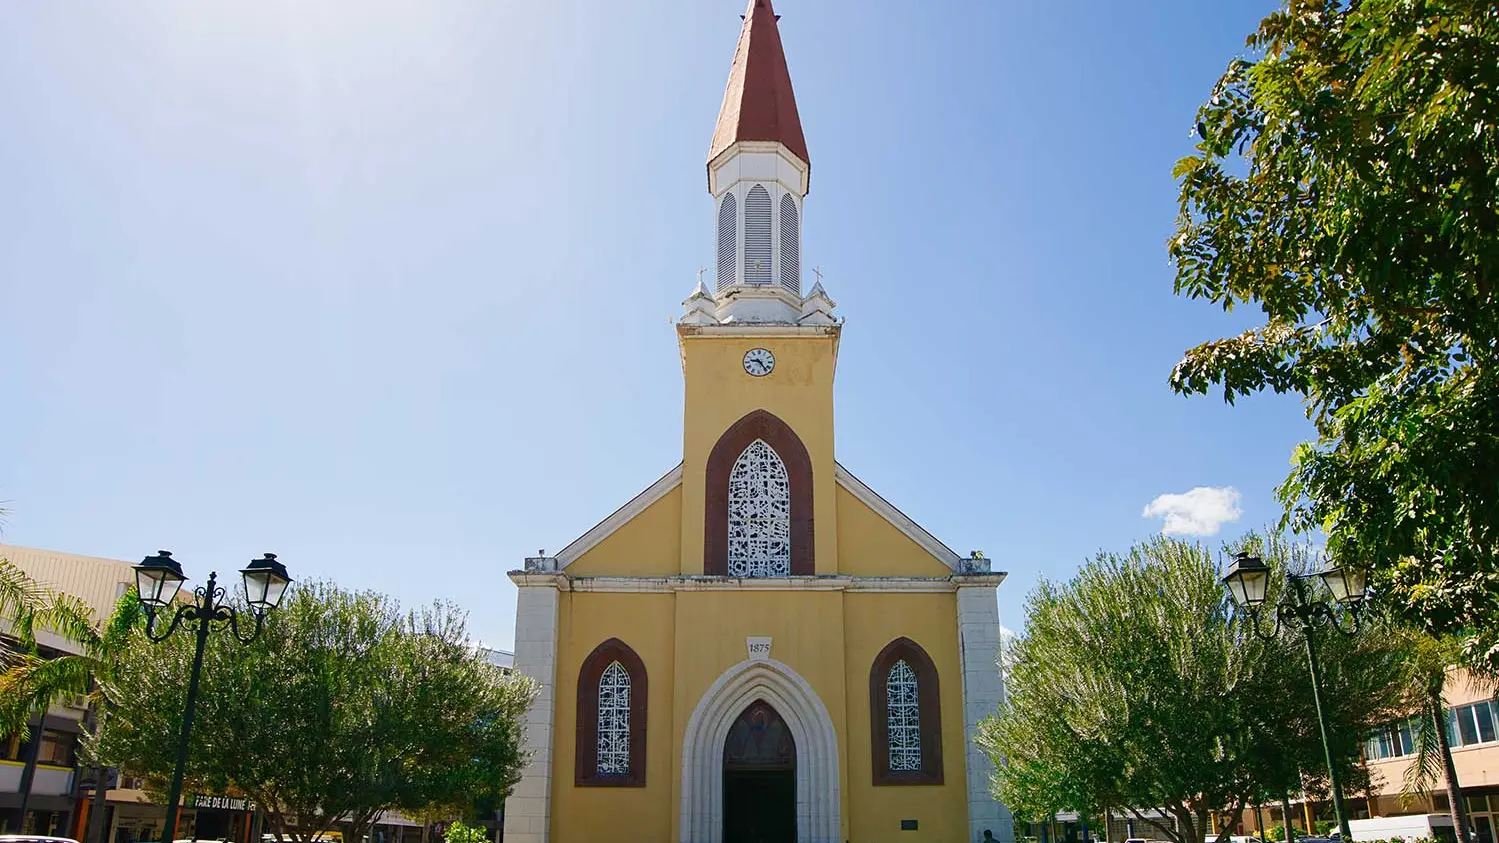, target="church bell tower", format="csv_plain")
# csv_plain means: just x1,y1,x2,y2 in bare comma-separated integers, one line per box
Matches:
681,0,836,327
677,0,841,576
